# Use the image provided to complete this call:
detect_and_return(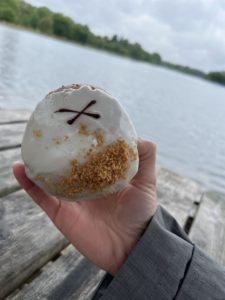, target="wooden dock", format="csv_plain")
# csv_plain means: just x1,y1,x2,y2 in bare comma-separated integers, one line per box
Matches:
0,109,225,299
